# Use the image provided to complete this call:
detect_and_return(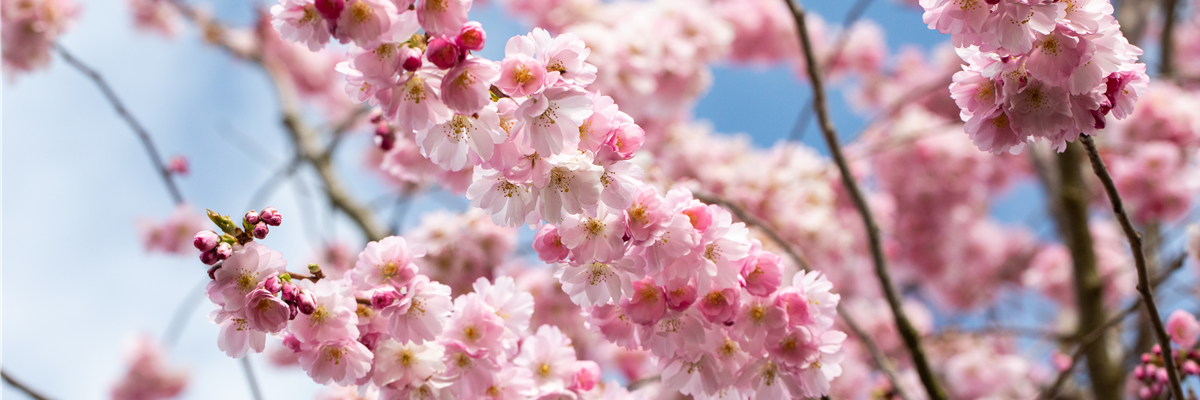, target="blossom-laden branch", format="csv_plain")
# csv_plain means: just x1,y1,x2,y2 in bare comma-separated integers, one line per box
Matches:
2,369,53,400
54,44,185,205
782,1,947,399
1078,135,1184,400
